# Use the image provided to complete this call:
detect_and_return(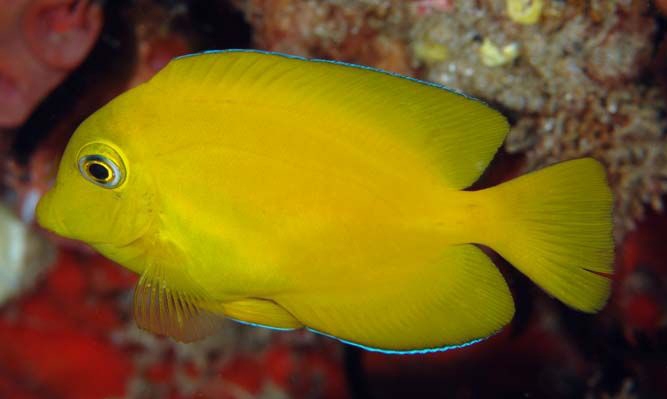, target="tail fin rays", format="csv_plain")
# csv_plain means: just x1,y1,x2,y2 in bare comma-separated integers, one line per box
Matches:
482,158,614,312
